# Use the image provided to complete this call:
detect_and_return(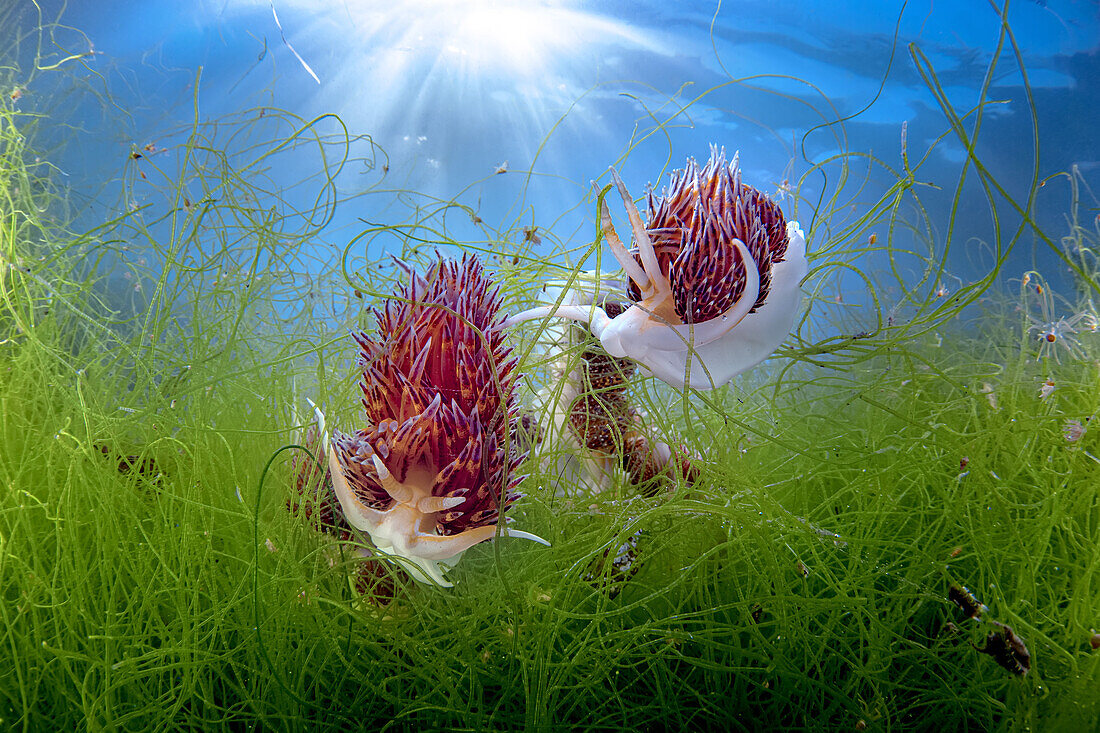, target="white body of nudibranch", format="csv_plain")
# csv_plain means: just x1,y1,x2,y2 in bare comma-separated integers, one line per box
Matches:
506,148,808,390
